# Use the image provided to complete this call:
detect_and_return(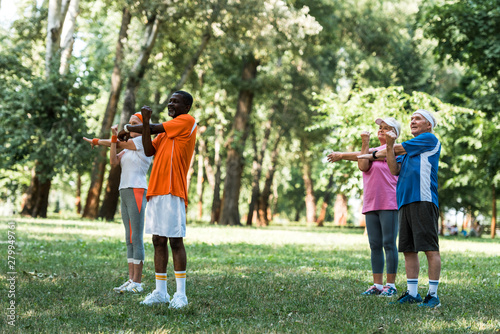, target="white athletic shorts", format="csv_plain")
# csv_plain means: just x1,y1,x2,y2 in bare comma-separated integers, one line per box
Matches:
145,194,186,237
